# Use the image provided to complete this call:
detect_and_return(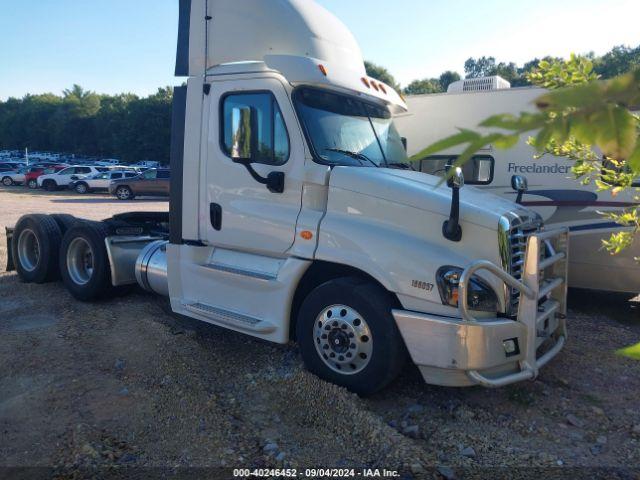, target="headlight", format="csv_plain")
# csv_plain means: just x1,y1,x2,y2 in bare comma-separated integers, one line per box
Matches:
436,266,499,313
